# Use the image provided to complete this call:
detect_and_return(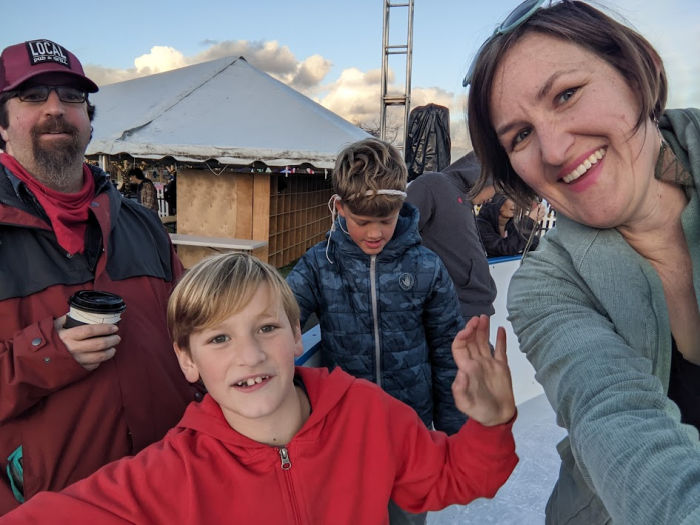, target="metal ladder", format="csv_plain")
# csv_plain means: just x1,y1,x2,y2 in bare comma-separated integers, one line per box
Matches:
379,0,414,151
